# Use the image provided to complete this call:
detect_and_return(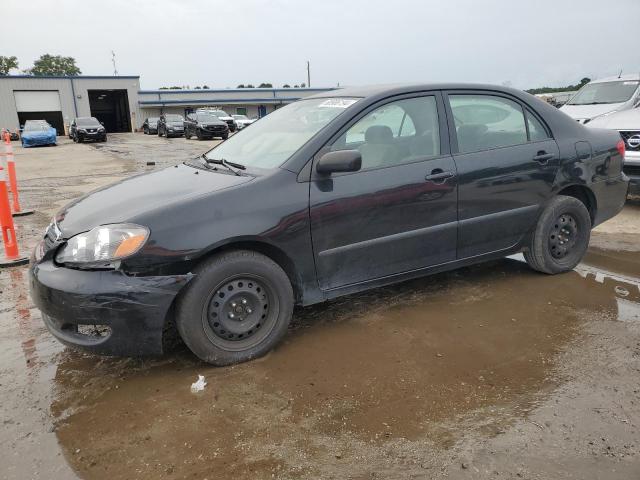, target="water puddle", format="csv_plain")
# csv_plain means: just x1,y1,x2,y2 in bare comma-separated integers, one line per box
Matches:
46,249,640,479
